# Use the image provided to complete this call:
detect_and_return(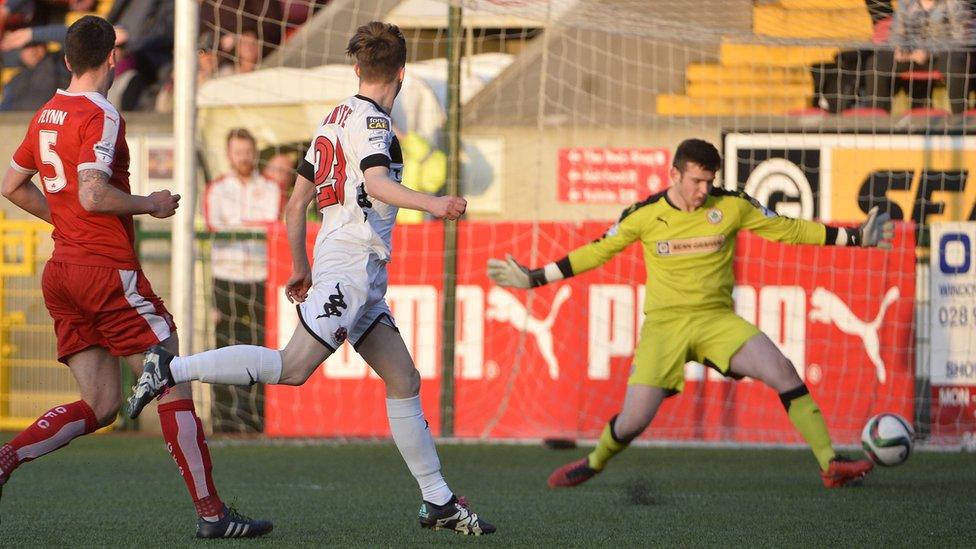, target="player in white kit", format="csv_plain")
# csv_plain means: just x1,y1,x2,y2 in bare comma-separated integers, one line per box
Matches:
127,21,495,536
